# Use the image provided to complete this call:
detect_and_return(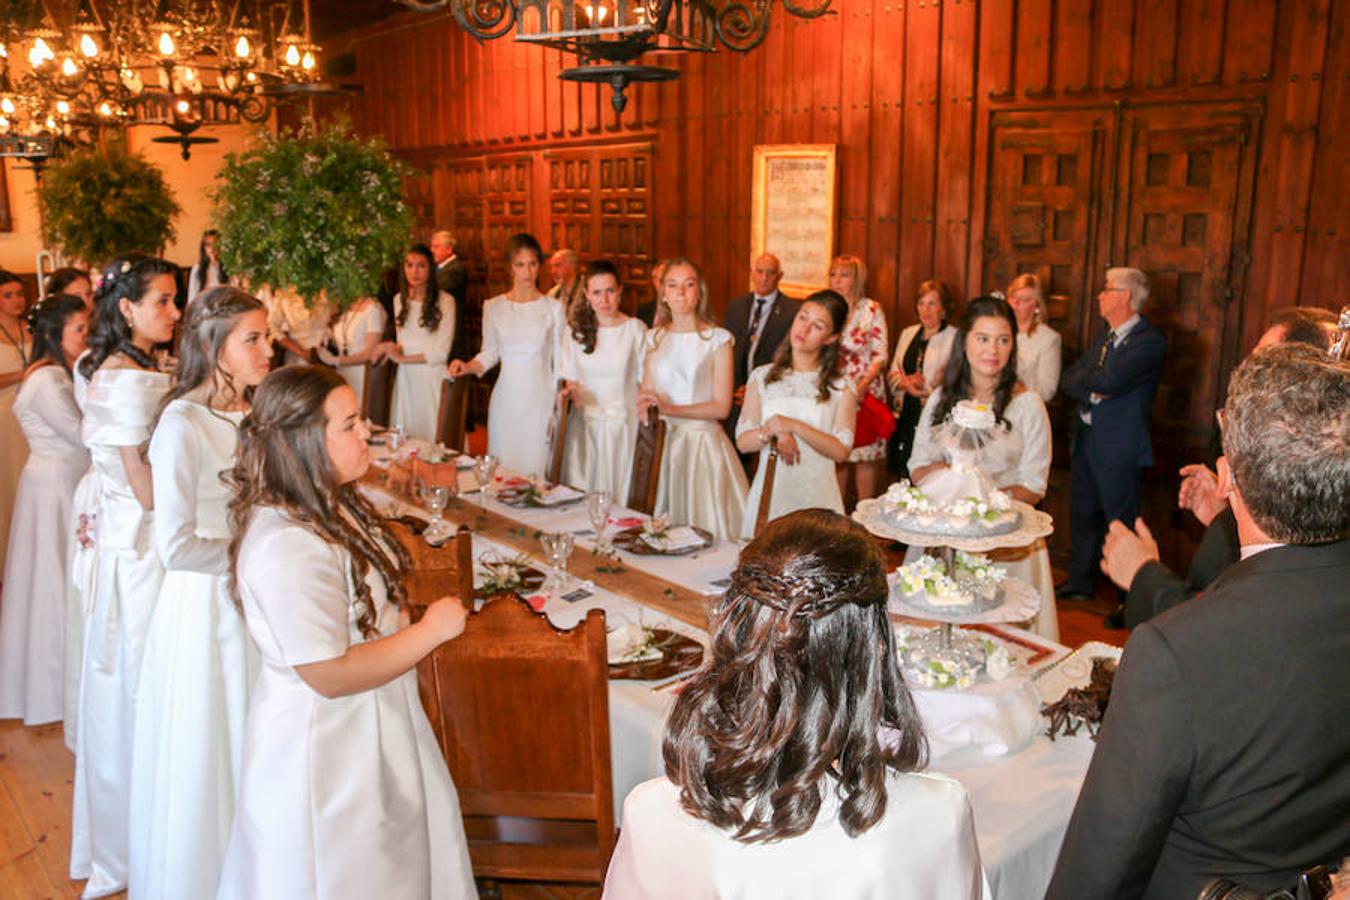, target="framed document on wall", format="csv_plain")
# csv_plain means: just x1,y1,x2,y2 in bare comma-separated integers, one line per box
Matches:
750,144,837,296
